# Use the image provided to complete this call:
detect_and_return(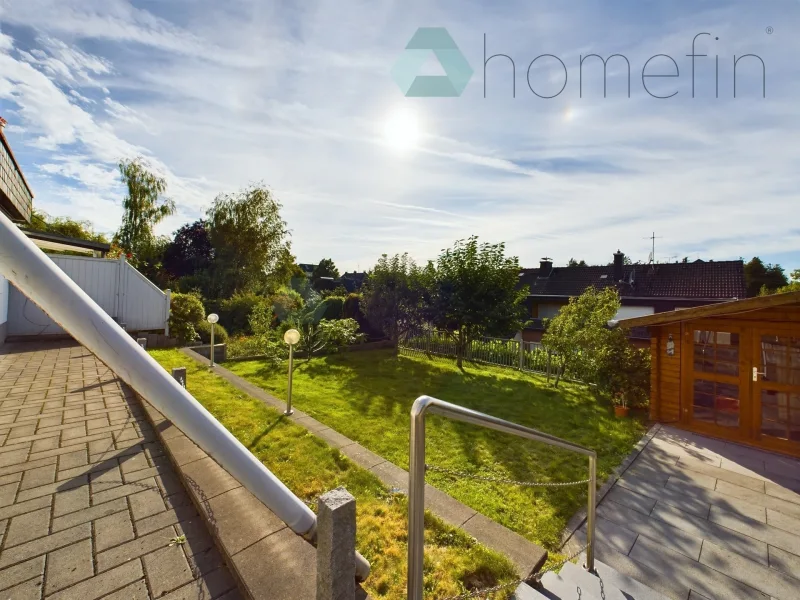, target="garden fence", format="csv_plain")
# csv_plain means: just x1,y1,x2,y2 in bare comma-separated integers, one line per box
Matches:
398,329,565,379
